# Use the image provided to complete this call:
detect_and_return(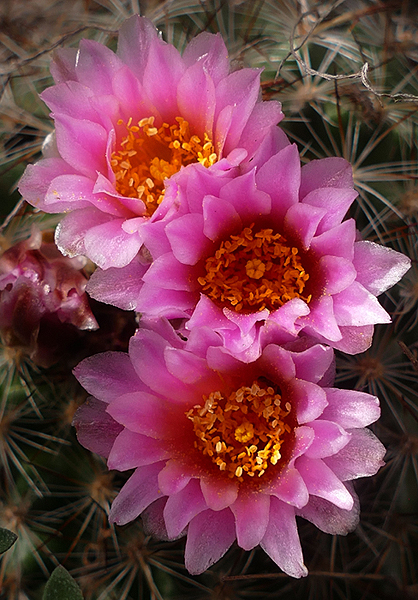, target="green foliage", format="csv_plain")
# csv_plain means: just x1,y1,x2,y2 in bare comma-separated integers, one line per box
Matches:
0,527,17,554
43,566,83,600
